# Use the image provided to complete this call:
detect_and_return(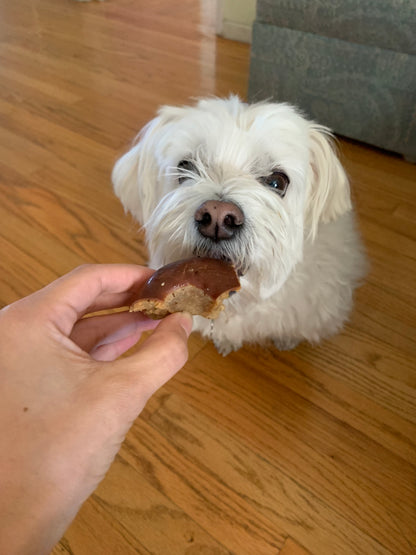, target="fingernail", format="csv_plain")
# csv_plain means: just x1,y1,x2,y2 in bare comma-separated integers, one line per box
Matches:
177,312,193,337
